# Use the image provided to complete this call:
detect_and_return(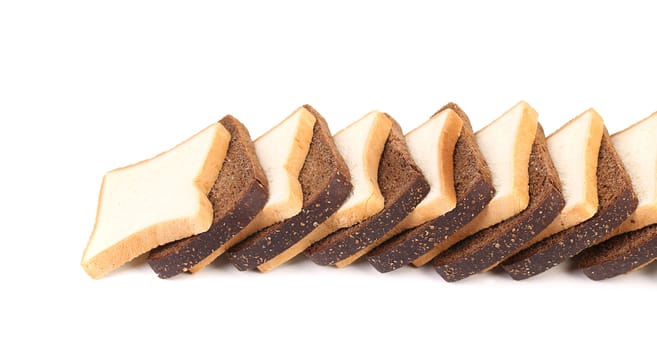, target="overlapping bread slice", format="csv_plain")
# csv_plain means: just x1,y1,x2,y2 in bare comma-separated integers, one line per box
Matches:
433,110,603,280
147,116,269,278
304,118,430,267
432,124,564,281
367,103,493,273
228,105,352,270
81,122,231,279
501,111,638,280
575,112,657,280
409,101,538,267
256,111,391,272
